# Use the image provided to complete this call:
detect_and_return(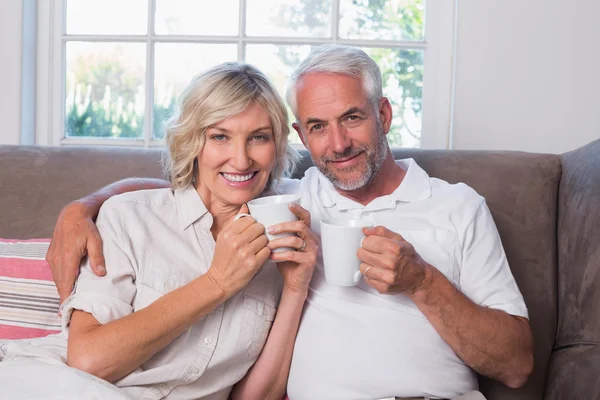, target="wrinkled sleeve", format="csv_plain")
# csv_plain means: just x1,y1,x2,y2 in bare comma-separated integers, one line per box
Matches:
60,212,137,332
459,200,529,319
